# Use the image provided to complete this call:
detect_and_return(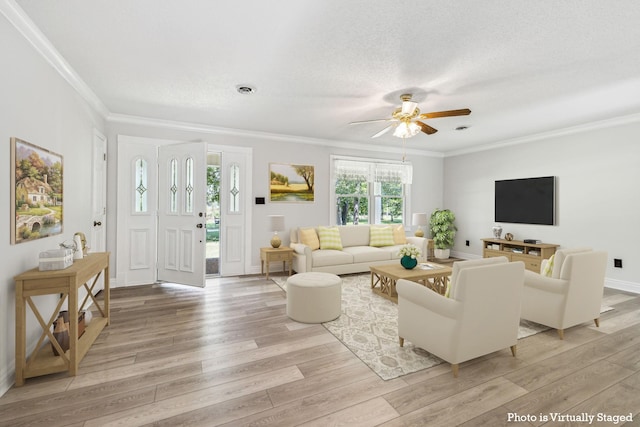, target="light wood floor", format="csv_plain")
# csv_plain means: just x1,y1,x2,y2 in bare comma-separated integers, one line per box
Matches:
2,274,640,426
